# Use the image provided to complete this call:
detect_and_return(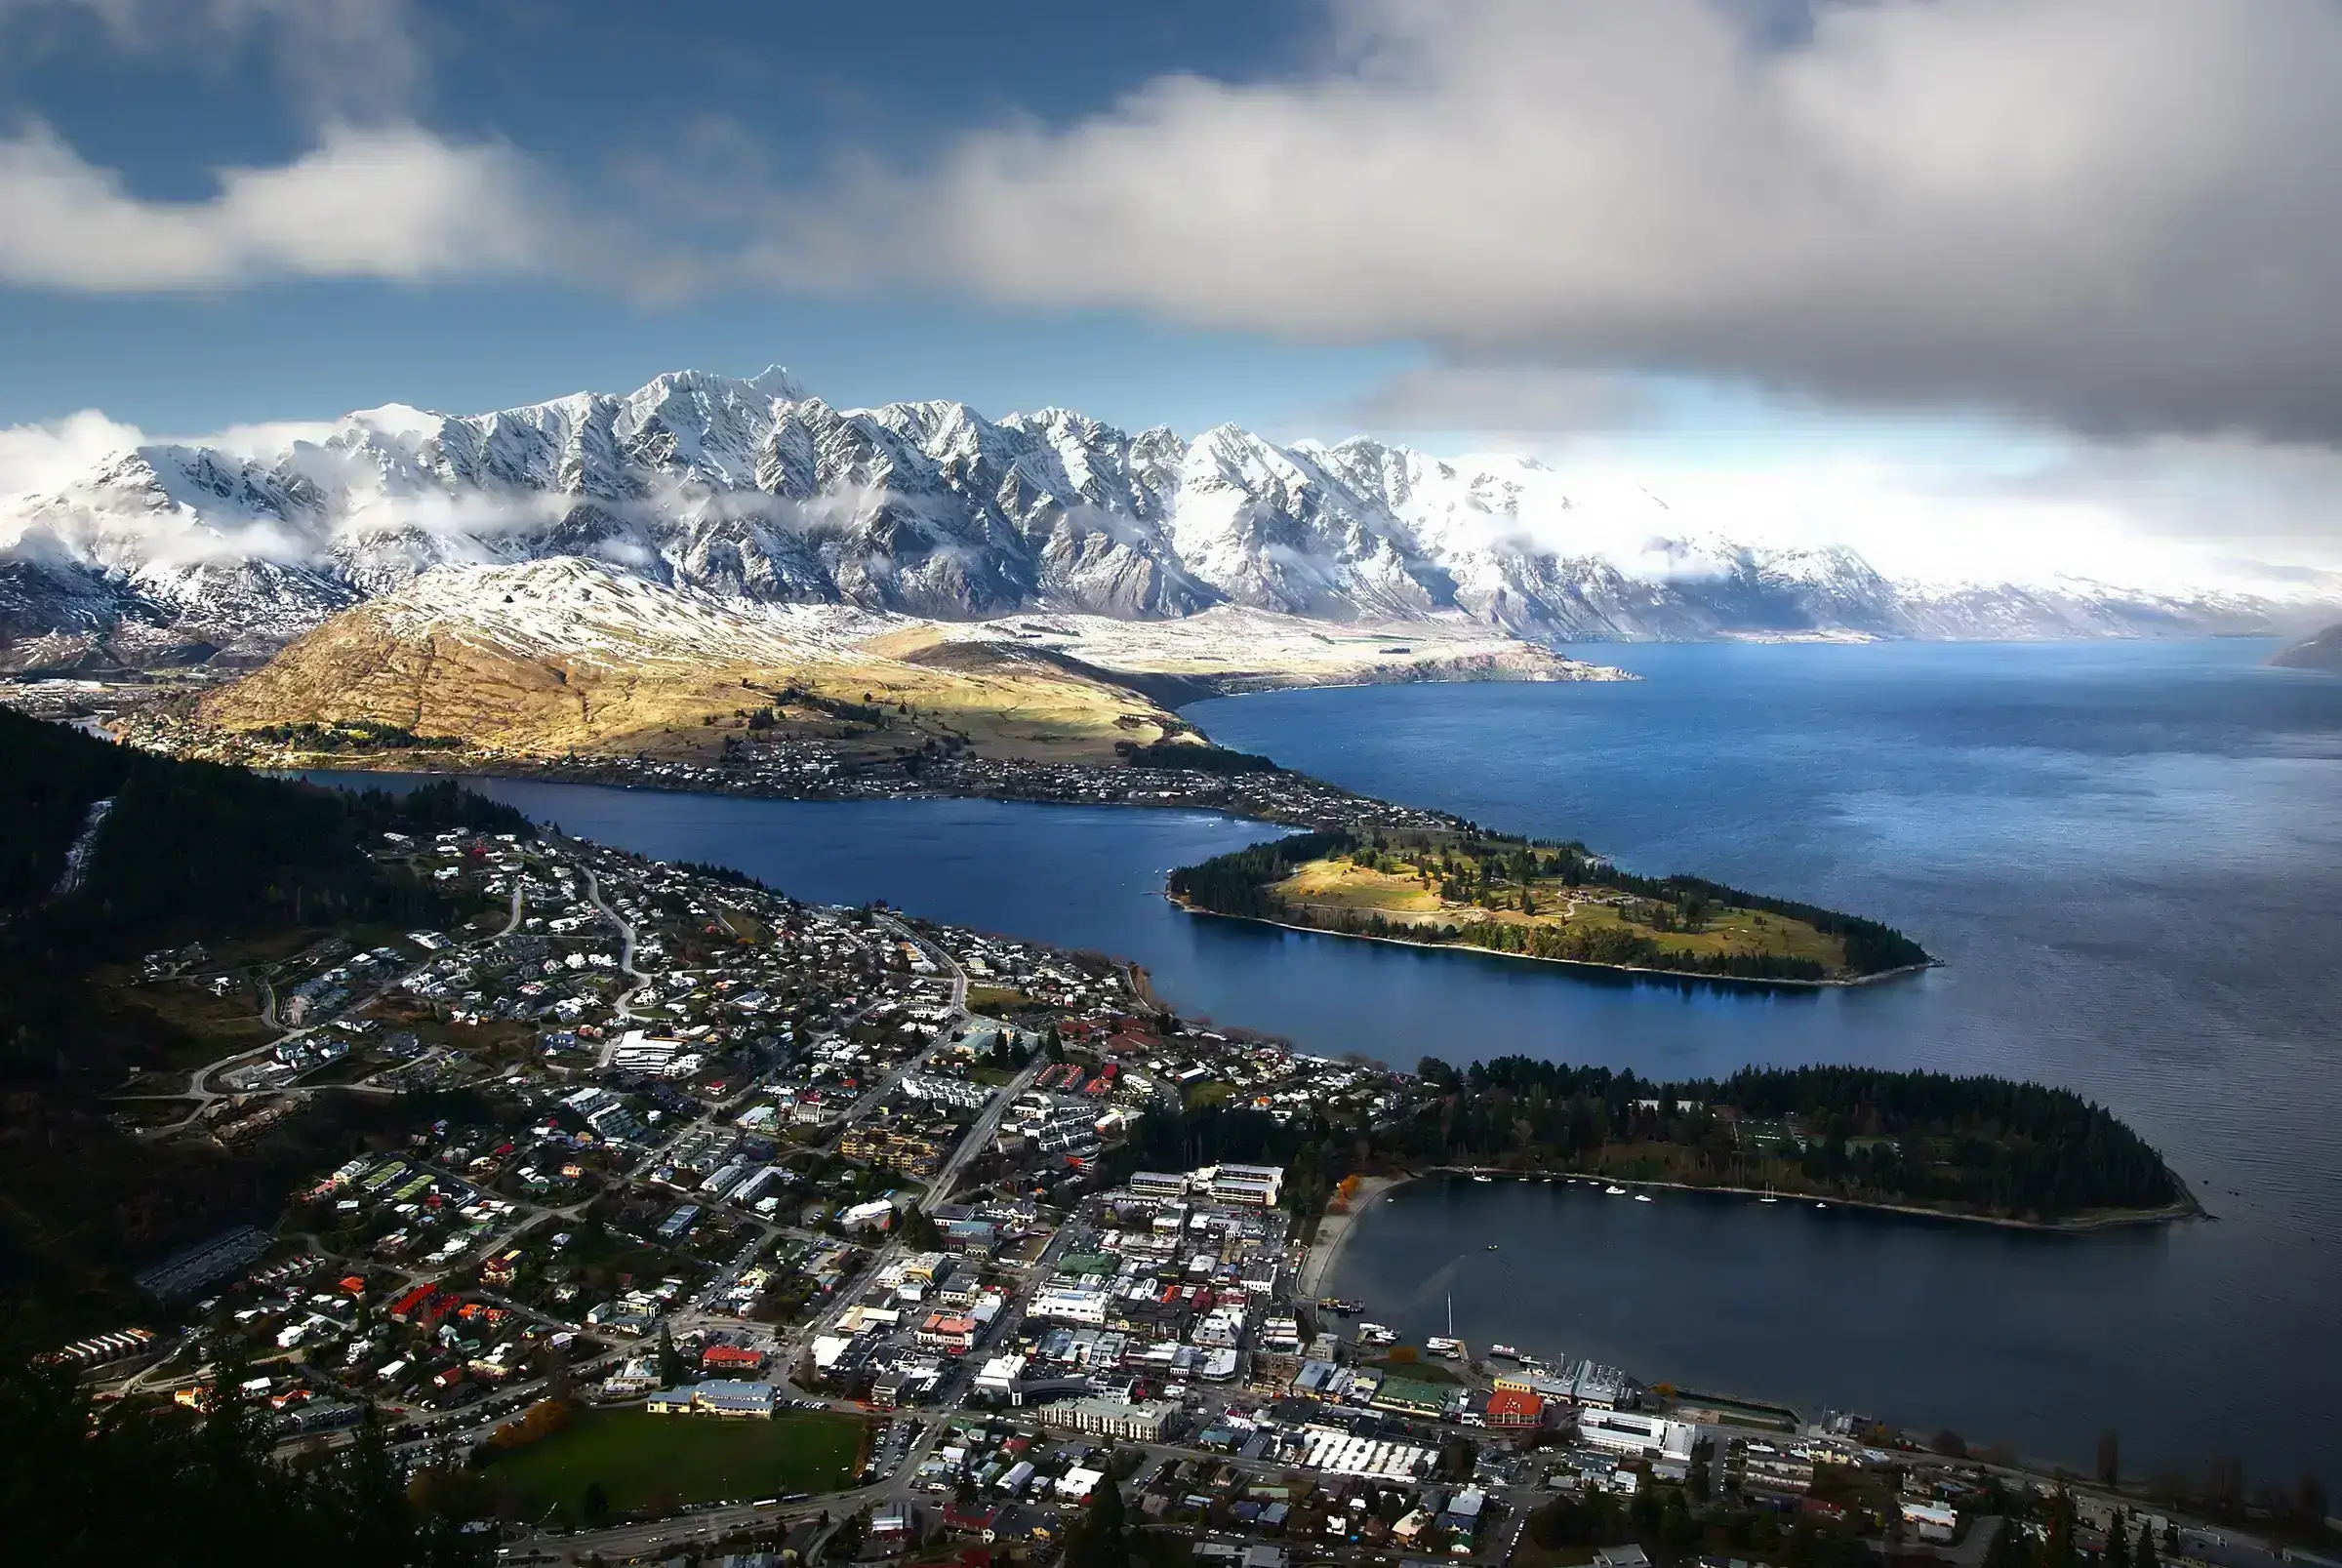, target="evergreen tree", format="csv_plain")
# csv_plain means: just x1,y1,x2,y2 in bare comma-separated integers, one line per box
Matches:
3,1340,489,1566
2108,1511,2131,1568
1982,1514,2027,1568
656,1324,683,1387
1068,1476,1130,1568
2043,1493,2080,1568
899,1206,942,1250
2135,1524,2160,1568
